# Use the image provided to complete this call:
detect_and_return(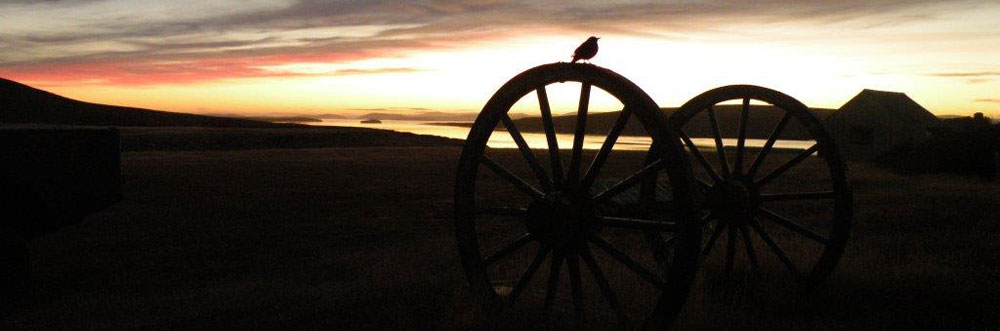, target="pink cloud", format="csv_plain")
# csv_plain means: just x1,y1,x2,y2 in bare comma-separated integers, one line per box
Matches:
0,48,415,85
